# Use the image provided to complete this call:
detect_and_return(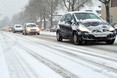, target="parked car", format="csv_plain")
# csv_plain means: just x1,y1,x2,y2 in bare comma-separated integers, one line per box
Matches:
50,25,57,32
12,24,23,33
22,23,40,35
113,23,117,34
56,11,116,45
